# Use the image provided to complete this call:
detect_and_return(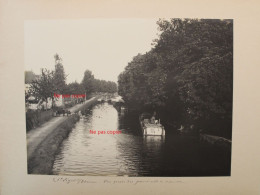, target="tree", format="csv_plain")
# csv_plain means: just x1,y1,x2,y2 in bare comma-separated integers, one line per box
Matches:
53,54,66,93
29,68,55,109
155,19,233,124
81,70,95,94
